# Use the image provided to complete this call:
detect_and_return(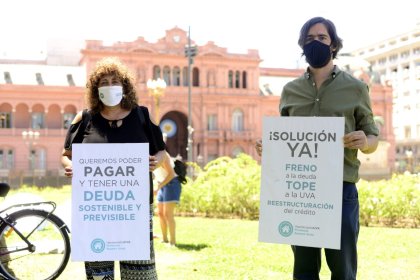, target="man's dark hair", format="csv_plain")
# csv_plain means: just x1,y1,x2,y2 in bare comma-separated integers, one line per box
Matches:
298,17,343,59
